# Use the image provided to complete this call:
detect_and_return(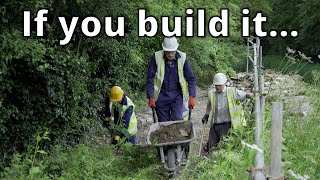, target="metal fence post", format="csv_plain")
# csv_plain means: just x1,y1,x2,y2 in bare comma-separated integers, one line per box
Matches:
271,102,283,178
247,37,249,73
254,38,266,180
